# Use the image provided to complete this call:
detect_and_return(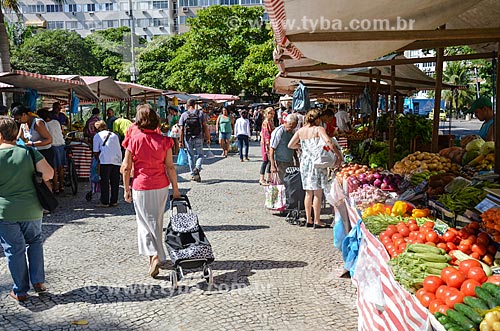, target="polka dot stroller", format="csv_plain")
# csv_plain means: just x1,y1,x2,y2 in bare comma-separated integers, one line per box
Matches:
85,158,100,201
164,194,214,289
